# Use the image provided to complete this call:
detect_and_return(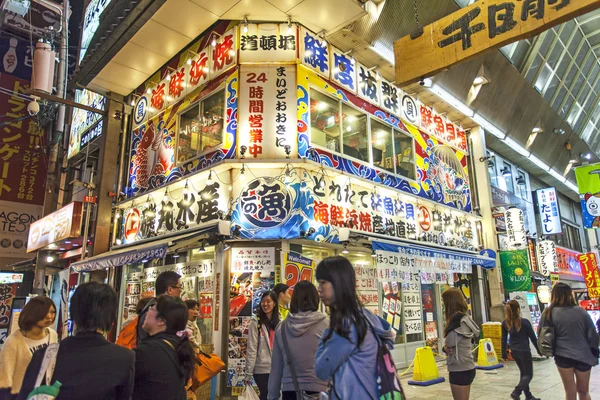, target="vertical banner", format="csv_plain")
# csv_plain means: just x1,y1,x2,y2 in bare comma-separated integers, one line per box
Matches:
283,252,315,293
505,208,526,248
58,267,70,339
238,65,297,159
499,249,531,293
536,240,557,276
228,247,275,389
577,253,600,298
0,283,17,346
535,187,562,235
575,164,600,229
